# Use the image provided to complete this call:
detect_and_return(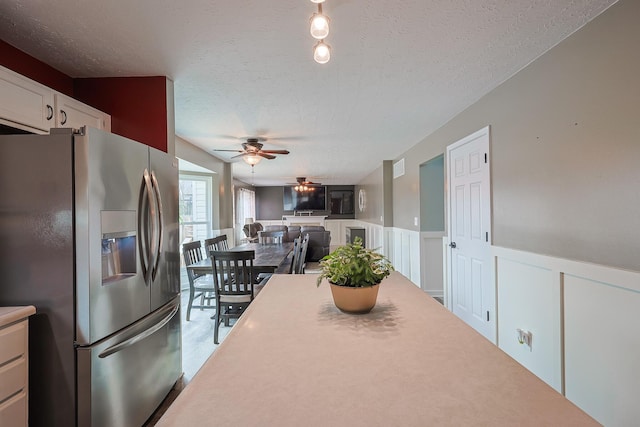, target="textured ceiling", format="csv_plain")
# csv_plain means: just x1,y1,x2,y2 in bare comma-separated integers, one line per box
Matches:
0,0,617,186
